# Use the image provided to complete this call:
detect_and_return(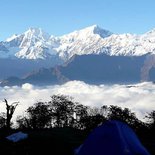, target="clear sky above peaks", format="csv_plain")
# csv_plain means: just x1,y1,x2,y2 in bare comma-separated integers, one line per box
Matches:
0,0,155,40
